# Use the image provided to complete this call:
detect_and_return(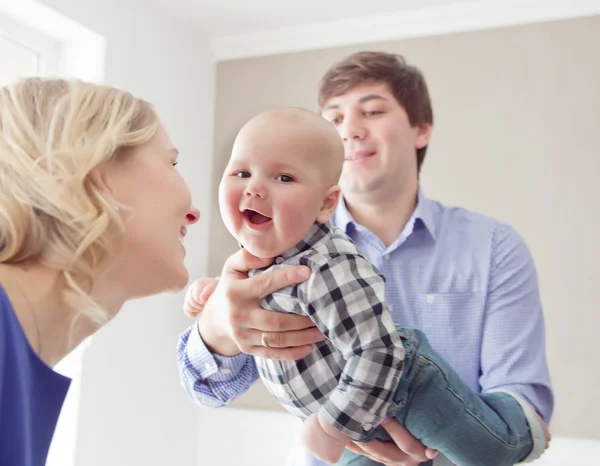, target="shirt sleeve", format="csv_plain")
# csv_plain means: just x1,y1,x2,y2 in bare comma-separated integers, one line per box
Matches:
176,322,259,407
479,223,554,423
302,253,406,440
